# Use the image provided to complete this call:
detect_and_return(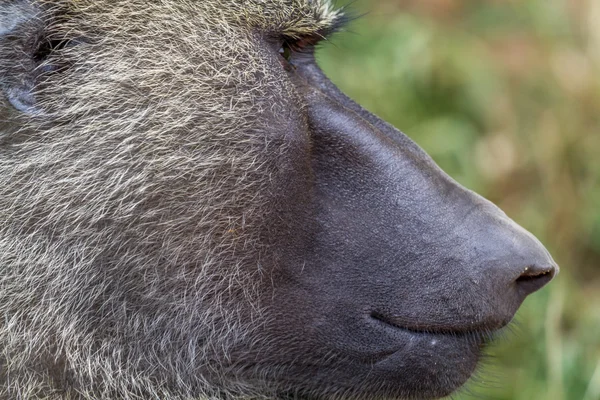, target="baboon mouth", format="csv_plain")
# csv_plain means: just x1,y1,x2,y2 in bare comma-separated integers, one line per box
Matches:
370,311,503,341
